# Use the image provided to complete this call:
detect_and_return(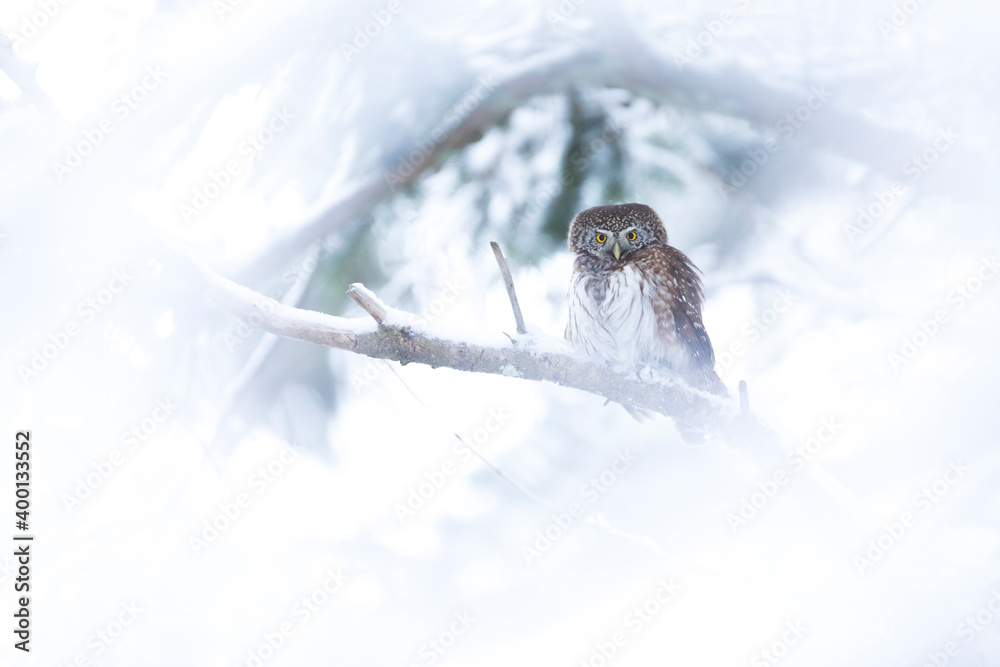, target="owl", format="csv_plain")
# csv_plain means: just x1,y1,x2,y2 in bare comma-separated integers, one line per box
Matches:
565,203,726,397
